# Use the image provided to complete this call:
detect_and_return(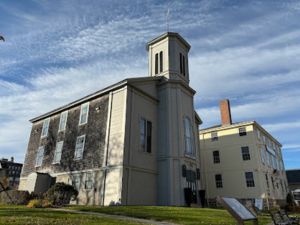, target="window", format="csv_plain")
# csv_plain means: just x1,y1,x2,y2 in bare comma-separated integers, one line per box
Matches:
241,146,250,160
35,146,44,167
245,172,255,187
211,132,218,141
74,135,86,160
239,127,247,136
79,103,89,125
213,150,220,163
182,55,186,76
260,147,265,164
215,174,223,188
155,53,158,74
53,141,63,164
271,176,275,189
179,53,186,76
265,173,269,188
140,118,152,153
85,172,93,190
72,174,81,190
58,111,68,132
184,117,194,156
159,51,163,72
41,118,50,138
257,129,261,140
180,53,183,74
